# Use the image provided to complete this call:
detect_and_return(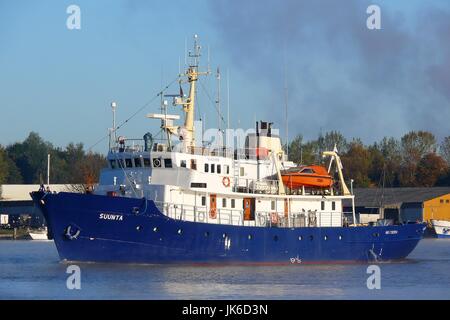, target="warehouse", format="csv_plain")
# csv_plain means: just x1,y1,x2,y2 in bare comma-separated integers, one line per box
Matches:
343,187,450,224
0,185,80,228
